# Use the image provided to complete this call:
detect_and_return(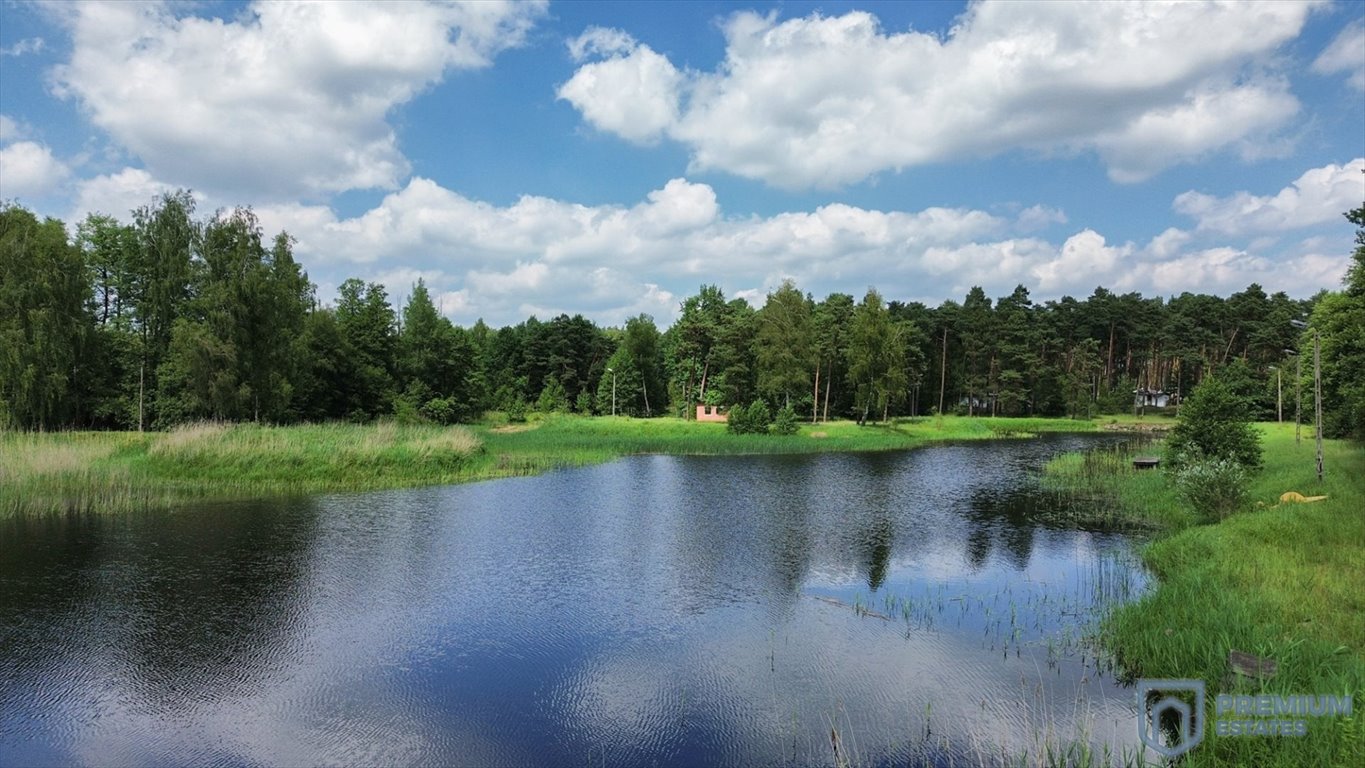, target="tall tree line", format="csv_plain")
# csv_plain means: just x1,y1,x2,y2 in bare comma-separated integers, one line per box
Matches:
3,198,1362,439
